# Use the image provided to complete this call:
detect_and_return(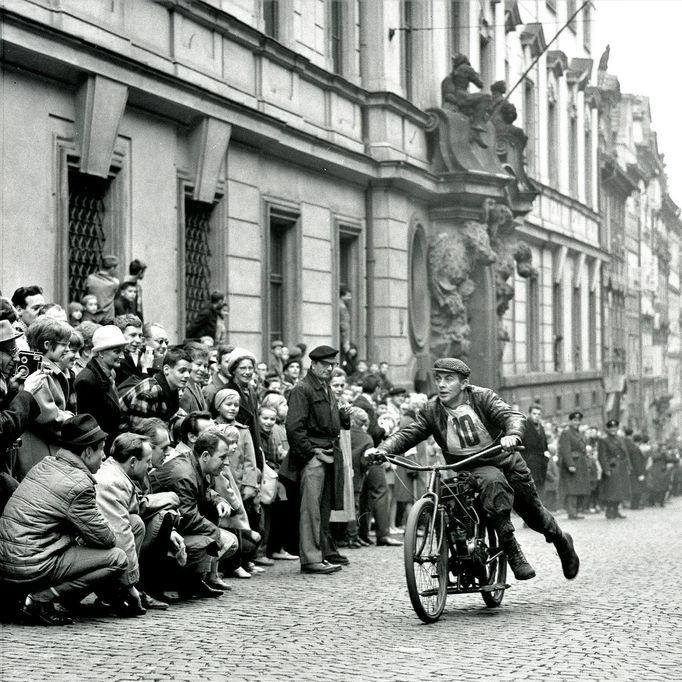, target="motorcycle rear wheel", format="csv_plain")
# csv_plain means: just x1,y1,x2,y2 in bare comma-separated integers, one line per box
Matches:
480,522,508,607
